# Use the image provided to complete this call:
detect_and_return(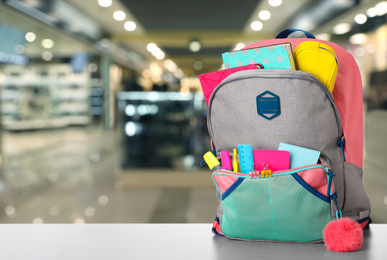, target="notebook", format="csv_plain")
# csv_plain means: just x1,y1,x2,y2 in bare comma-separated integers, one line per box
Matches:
278,142,320,168
198,64,262,107
253,150,290,172
222,43,295,70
